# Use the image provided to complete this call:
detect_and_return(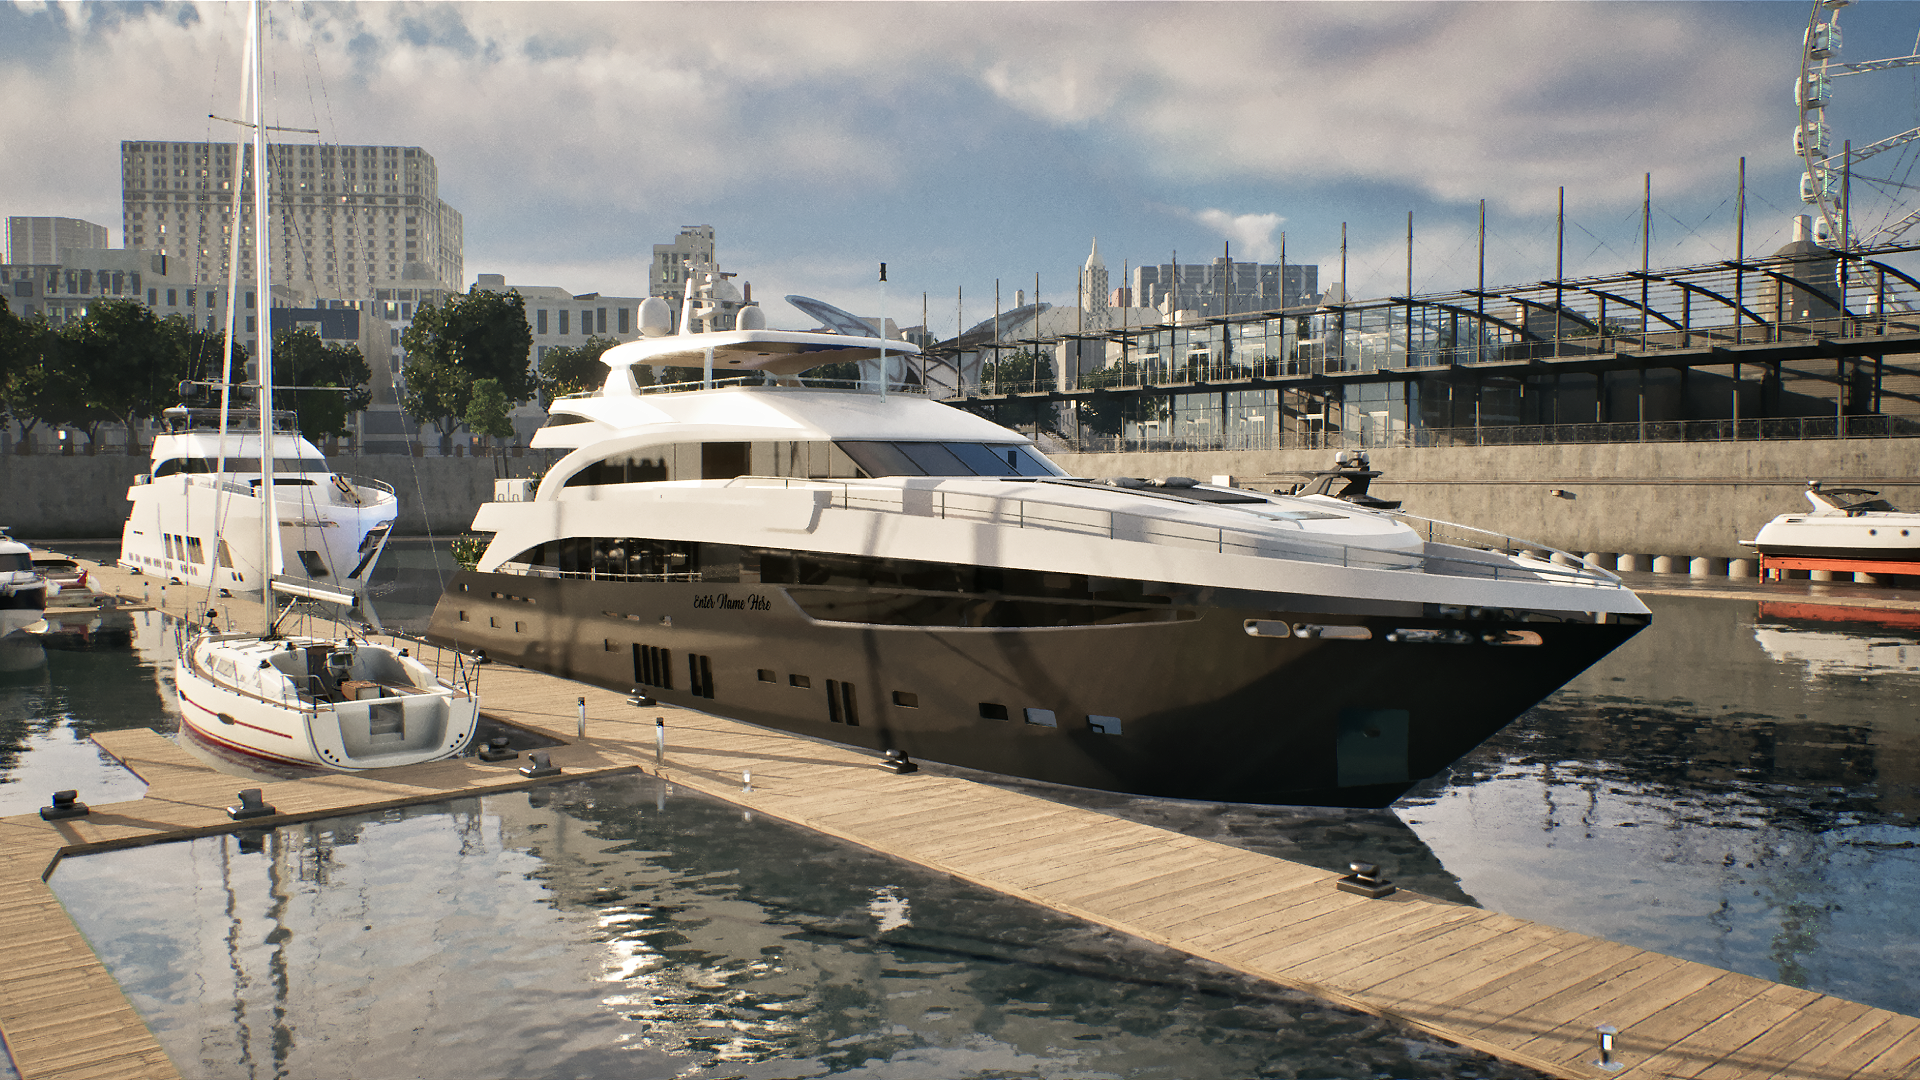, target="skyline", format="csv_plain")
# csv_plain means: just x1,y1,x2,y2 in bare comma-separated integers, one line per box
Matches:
4,1,1919,337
